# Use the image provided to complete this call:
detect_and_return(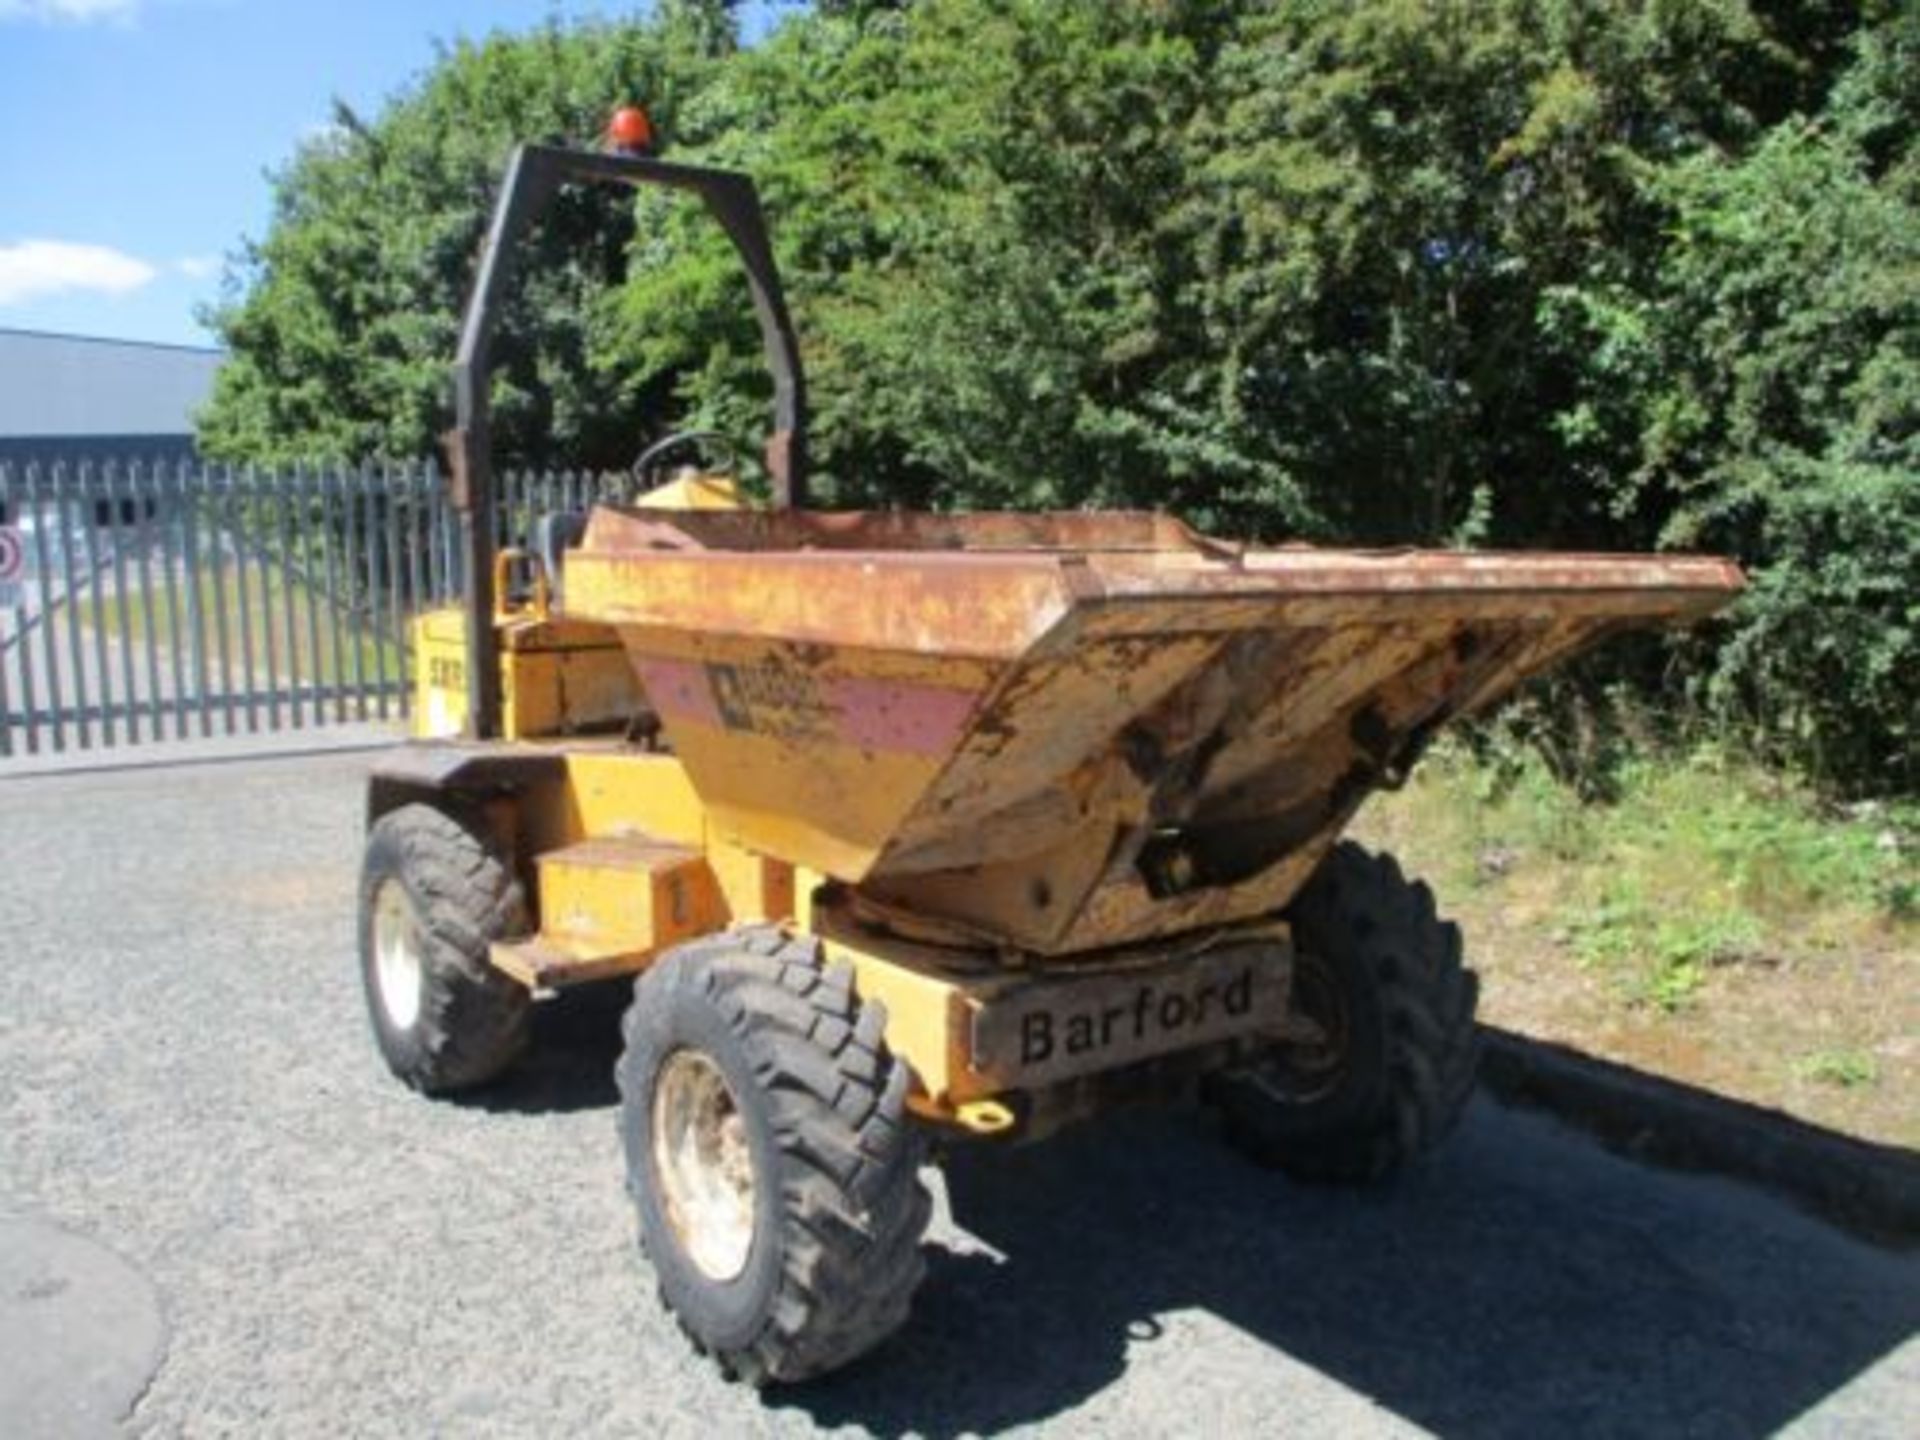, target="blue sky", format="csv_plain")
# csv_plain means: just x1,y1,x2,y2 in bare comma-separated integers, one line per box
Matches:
0,0,783,348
